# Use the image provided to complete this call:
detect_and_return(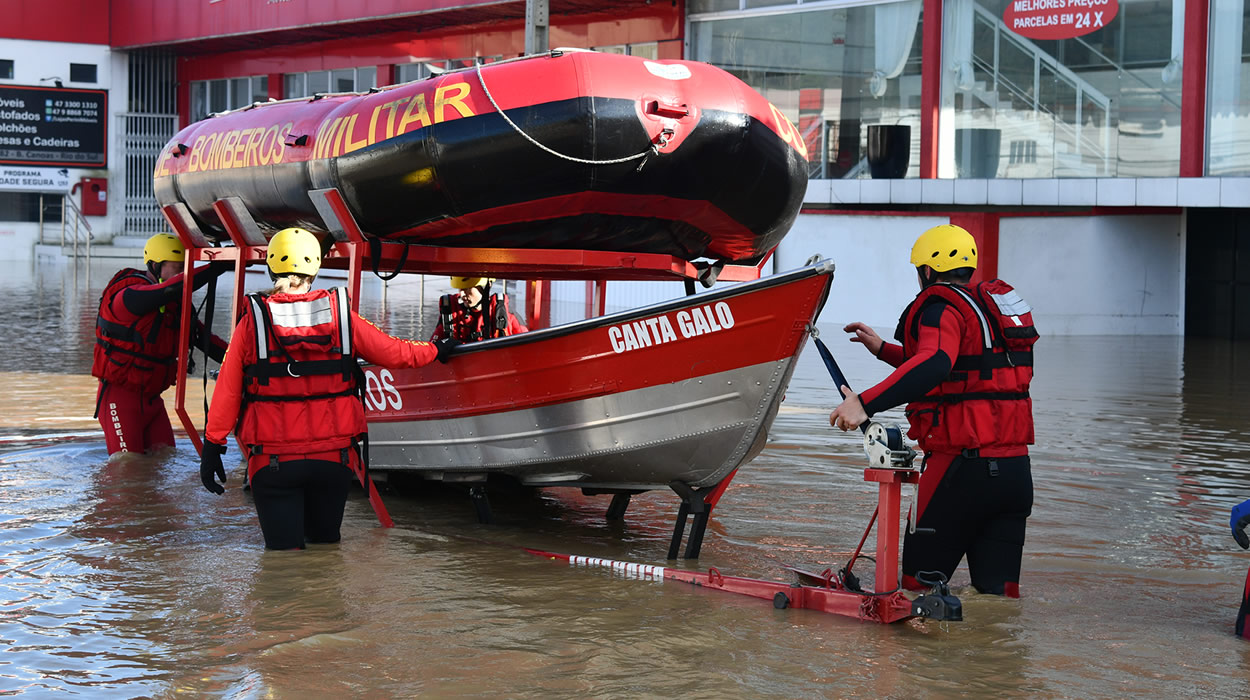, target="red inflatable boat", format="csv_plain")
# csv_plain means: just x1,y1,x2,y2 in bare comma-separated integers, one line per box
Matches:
153,49,809,264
